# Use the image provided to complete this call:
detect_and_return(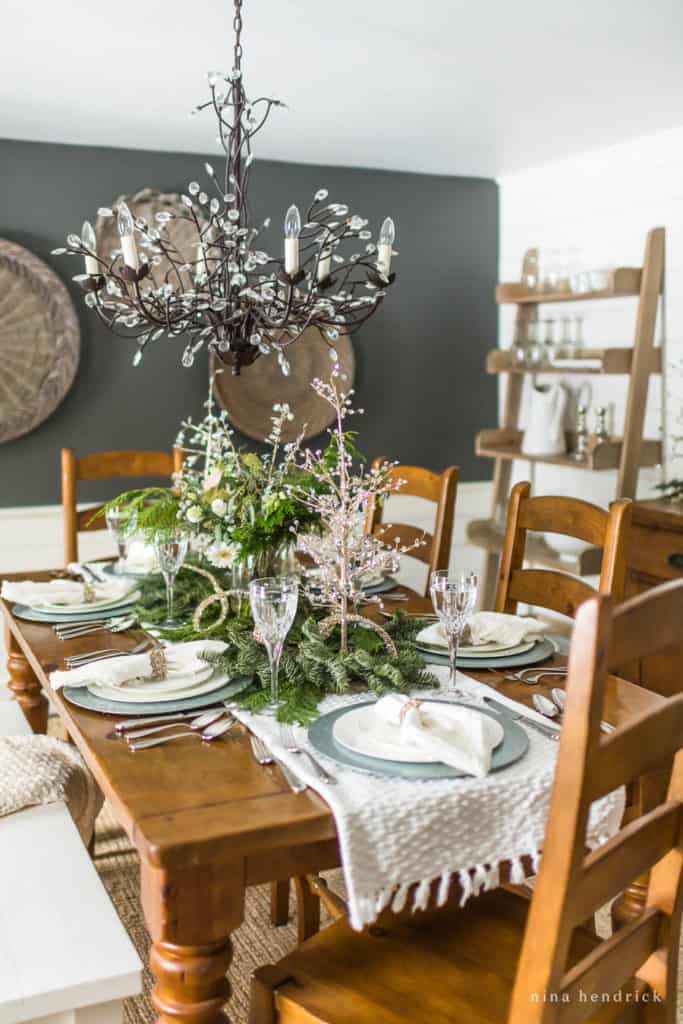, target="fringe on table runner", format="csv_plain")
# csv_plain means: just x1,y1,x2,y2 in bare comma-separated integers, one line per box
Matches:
352,846,541,930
